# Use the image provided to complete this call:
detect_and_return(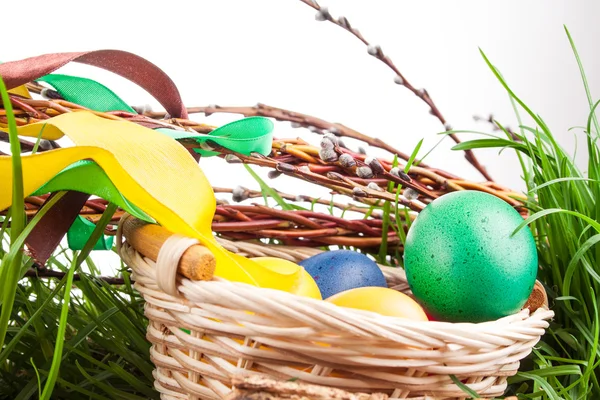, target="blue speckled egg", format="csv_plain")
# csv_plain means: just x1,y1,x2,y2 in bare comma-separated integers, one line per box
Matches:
299,250,387,299
404,190,538,323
